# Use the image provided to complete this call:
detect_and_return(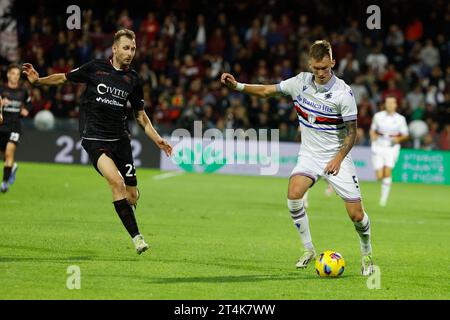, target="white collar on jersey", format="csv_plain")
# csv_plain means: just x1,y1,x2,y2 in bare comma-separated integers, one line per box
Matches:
311,72,337,93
